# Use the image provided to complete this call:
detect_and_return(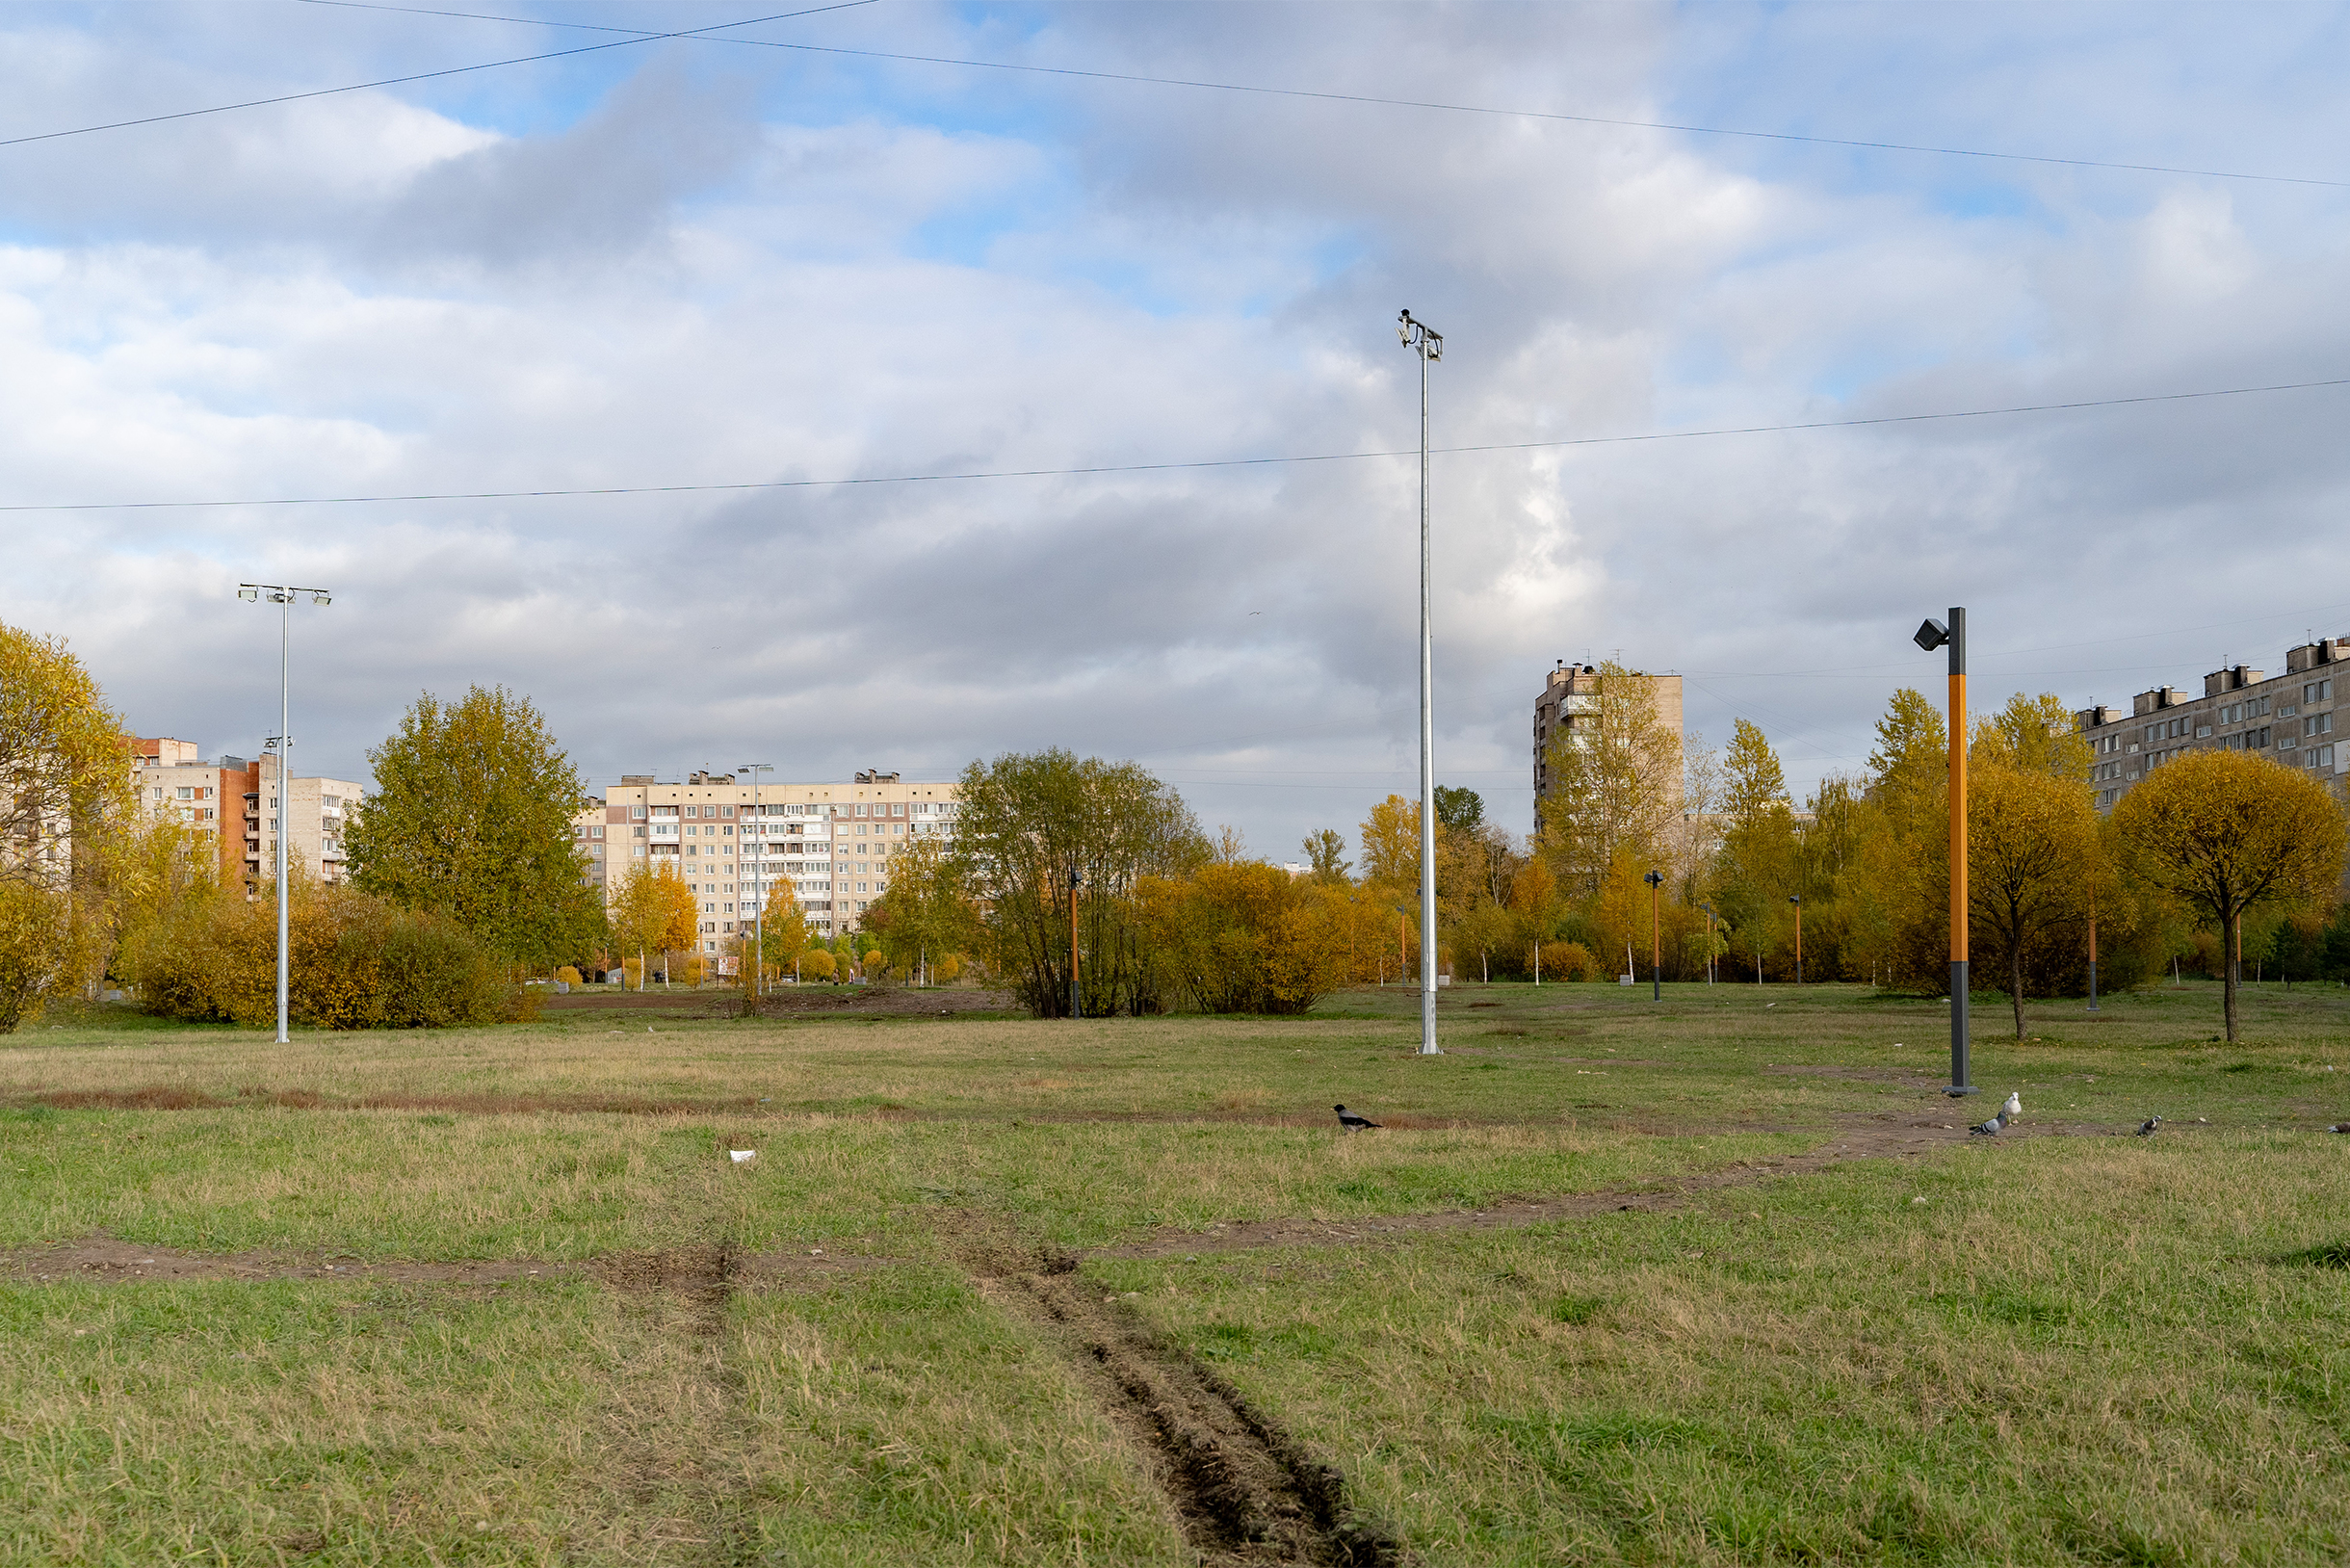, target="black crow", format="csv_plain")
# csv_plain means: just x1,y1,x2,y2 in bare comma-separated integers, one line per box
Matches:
1334,1105,1381,1131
